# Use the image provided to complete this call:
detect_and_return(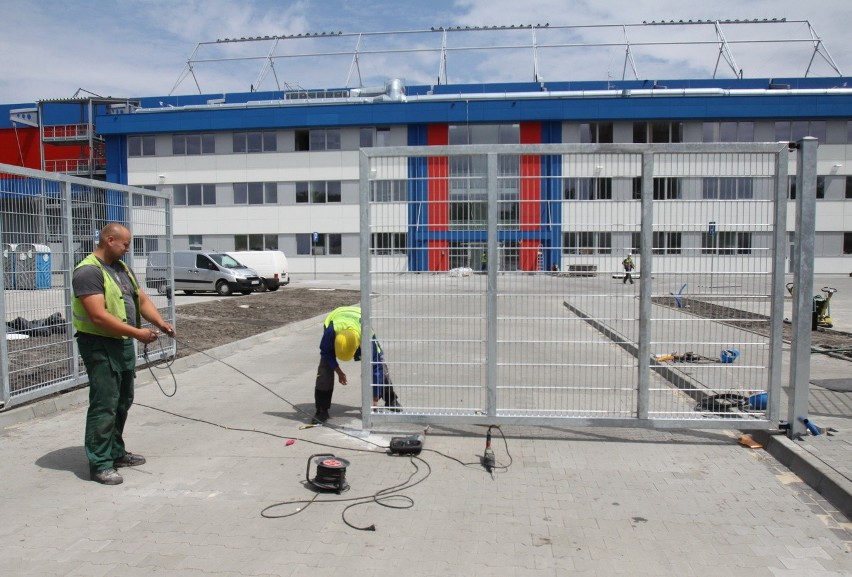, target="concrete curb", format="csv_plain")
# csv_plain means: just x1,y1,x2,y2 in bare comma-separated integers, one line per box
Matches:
752,429,852,520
